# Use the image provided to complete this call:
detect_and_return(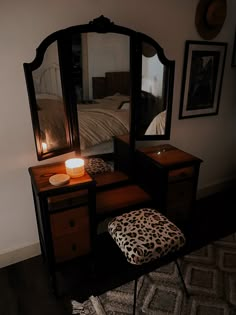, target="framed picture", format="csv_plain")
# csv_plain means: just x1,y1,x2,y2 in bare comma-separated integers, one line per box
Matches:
232,31,236,67
179,40,227,119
